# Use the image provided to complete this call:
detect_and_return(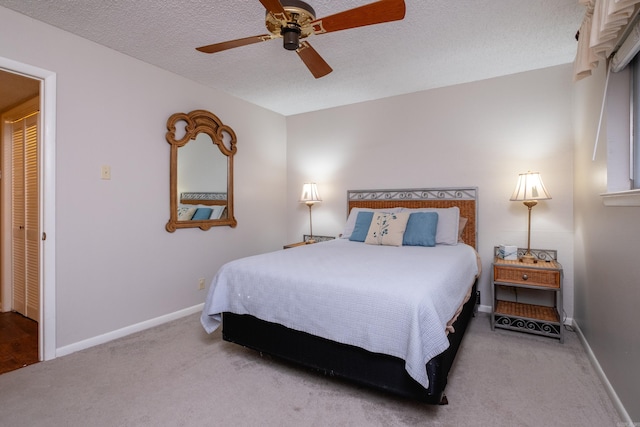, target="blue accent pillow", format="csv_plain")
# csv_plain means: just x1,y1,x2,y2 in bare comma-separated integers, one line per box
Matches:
349,211,374,242
192,207,213,220
402,212,439,247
